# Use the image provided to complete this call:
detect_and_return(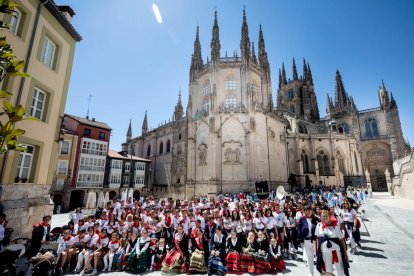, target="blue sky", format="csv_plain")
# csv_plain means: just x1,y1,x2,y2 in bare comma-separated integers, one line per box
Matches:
57,0,414,151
